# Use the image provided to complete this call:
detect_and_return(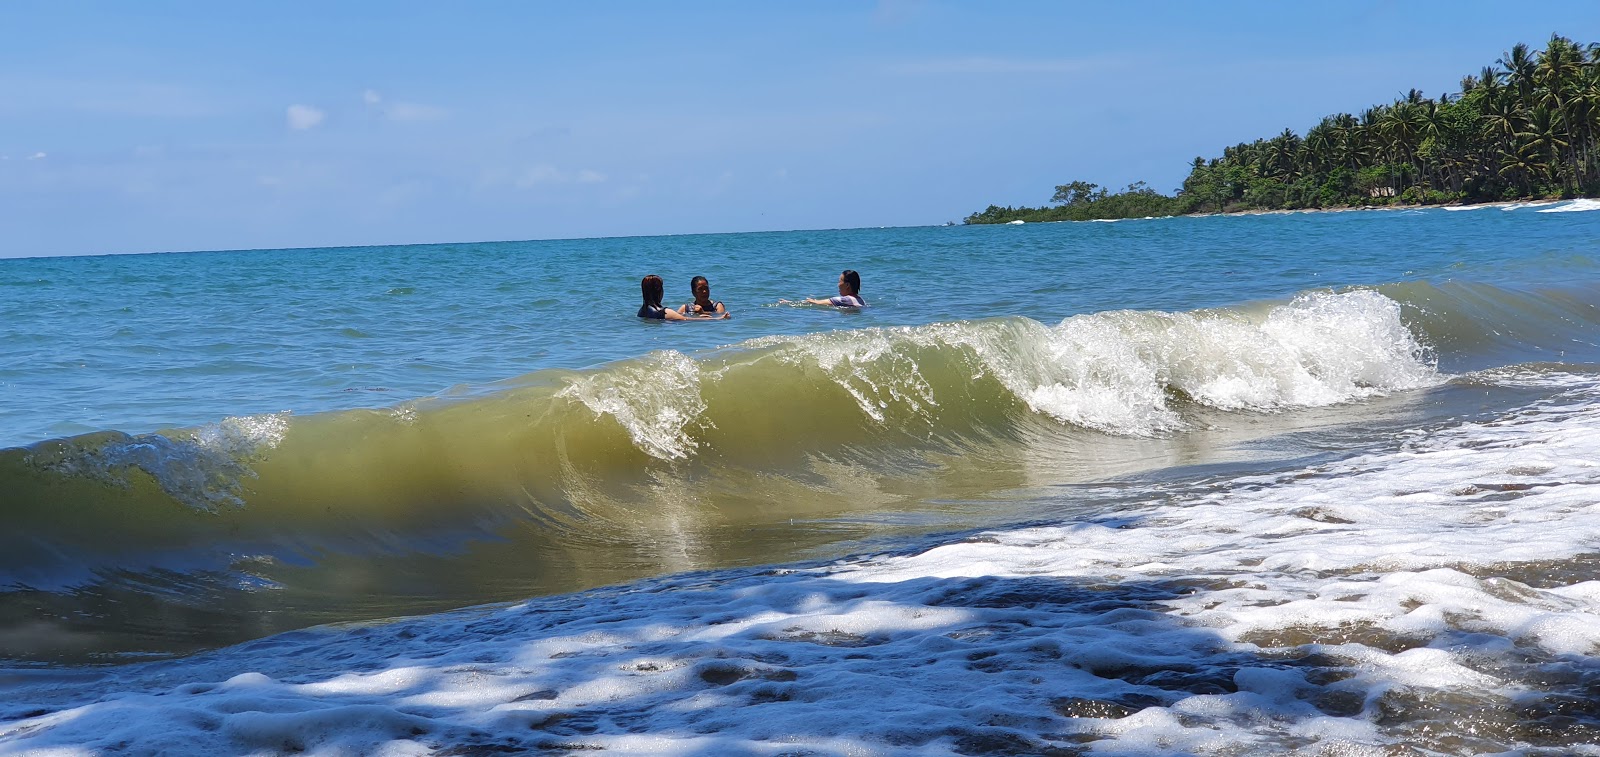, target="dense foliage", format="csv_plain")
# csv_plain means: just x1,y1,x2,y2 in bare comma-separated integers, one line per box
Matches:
968,34,1599,224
